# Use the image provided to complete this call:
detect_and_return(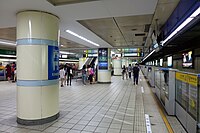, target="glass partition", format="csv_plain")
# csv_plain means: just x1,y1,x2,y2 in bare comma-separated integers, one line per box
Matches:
161,70,169,99
160,71,165,104
155,69,161,89
176,80,183,107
